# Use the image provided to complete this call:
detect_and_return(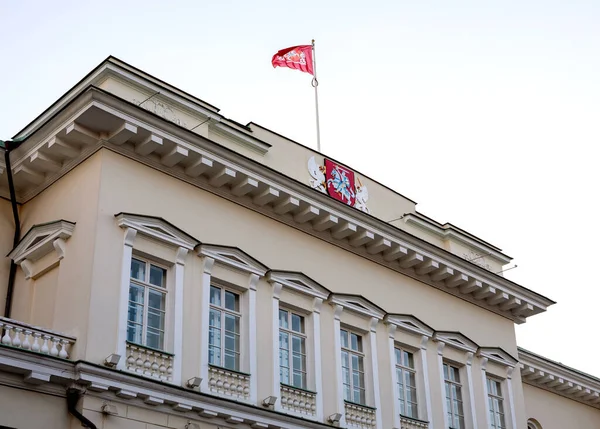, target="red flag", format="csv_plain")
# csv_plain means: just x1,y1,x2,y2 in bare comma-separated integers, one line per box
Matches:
272,45,314,75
